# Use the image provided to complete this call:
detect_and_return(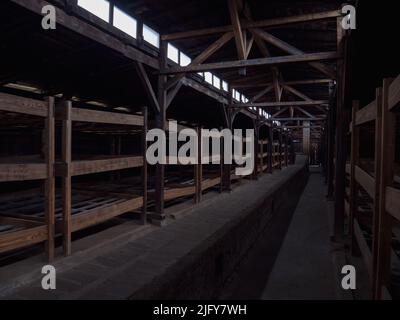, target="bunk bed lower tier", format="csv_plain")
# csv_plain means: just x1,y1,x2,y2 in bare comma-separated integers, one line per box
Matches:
0,189,143,236
0,216,47,254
